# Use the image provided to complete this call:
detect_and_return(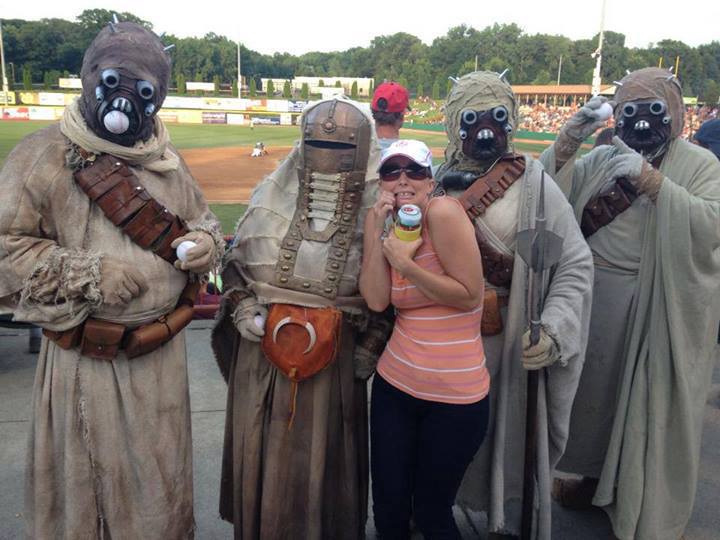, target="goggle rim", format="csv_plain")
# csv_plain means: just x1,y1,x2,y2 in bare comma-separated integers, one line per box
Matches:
379,165,432,182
